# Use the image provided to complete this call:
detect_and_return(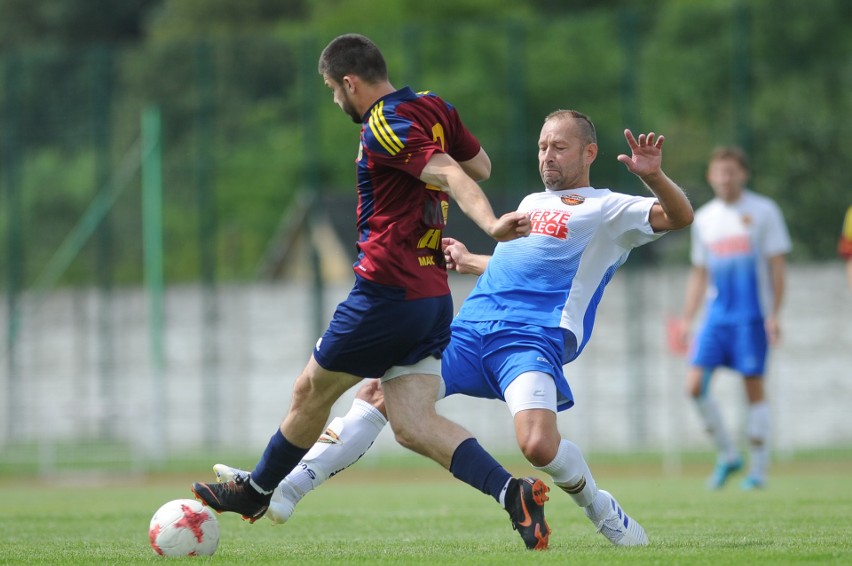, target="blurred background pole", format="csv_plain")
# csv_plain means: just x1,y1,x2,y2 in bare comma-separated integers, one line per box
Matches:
402,25,422,82
2,53,23,443
301,35,324,342
506,21,527,196
142,104,166,465
619,7,649,451
732,1,752,157
195,42,220,448
91,46,117,440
